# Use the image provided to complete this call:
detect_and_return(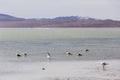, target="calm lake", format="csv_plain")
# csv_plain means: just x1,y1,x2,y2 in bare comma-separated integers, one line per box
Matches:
0,28,120,41
0,28,120,80
0,28,120,61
